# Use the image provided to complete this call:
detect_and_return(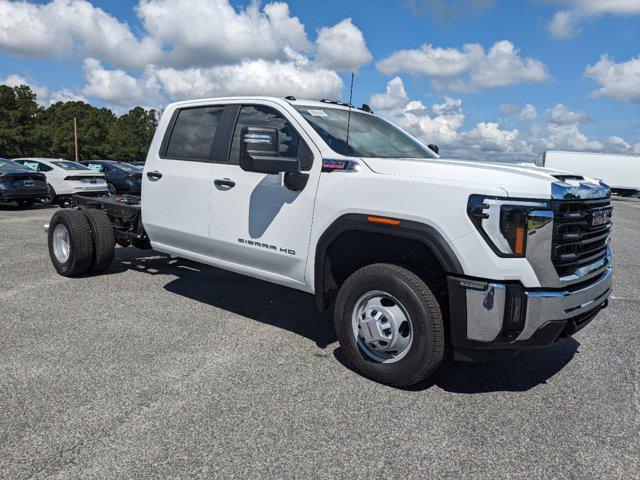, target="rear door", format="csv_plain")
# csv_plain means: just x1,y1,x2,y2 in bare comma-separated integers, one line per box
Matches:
207,102,321,288
142,104,228,257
